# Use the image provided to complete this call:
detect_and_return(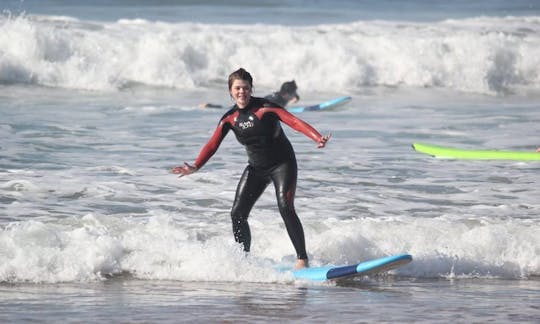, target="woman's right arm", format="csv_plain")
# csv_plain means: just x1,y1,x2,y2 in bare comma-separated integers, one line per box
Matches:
172,121,229,177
